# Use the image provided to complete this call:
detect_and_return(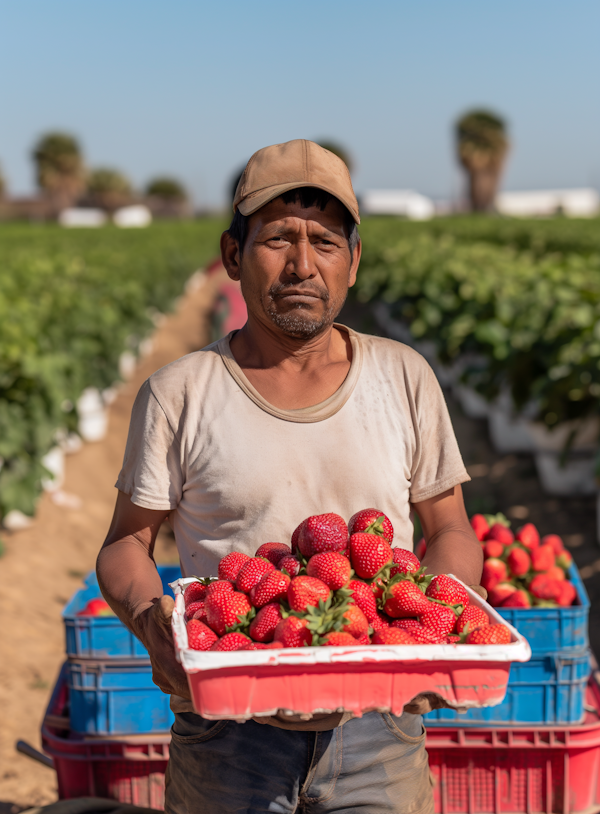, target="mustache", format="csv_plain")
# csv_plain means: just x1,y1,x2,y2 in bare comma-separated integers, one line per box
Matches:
268,281,329,302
